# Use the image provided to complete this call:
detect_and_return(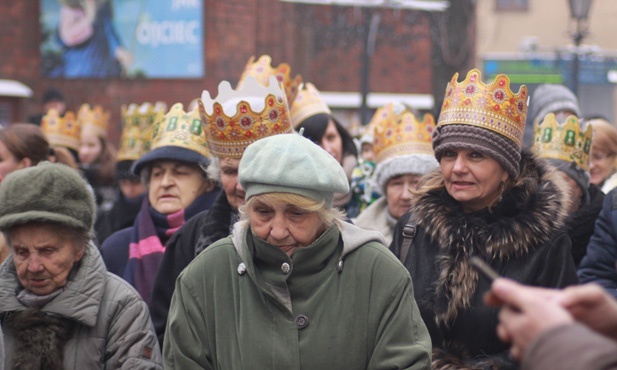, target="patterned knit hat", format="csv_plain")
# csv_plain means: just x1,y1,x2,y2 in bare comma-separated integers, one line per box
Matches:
433,69,528,179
